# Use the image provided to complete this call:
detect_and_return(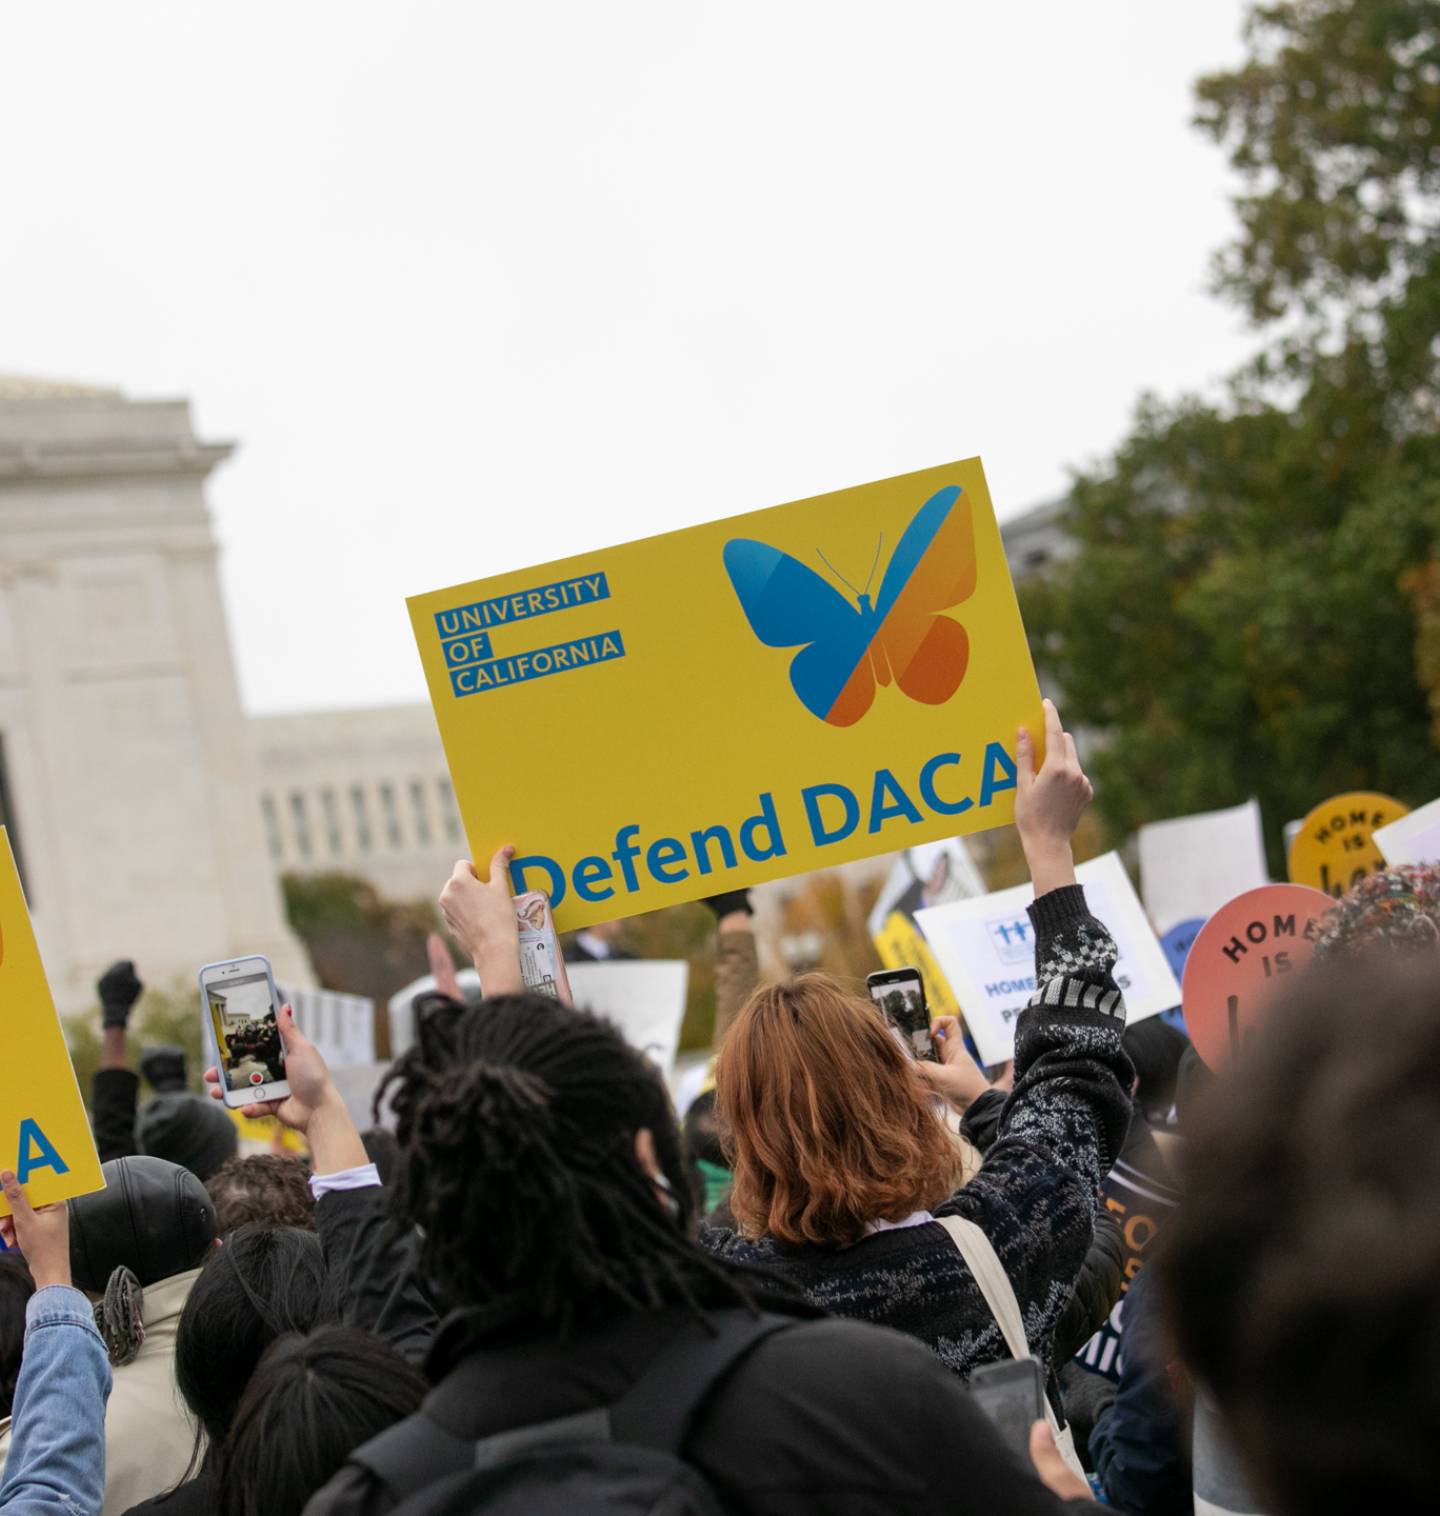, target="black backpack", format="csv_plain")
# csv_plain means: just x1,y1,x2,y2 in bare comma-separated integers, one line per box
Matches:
353,1311,797,1516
